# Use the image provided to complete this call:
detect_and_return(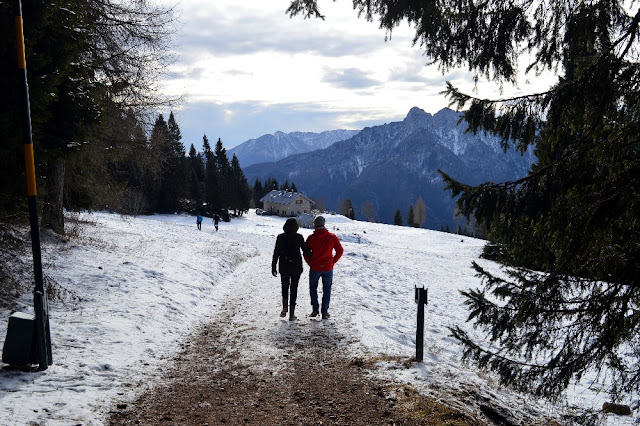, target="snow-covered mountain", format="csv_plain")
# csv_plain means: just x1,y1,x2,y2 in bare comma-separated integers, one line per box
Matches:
228,129,360,167
243,107,536,230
